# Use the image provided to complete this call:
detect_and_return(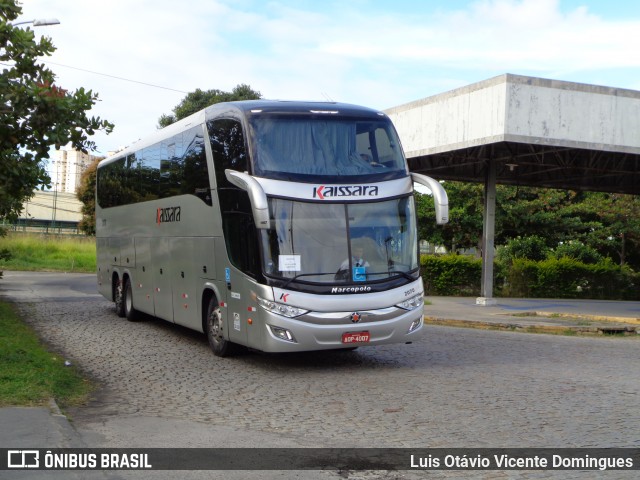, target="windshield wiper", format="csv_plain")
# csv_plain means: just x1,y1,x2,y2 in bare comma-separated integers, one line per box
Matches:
282,272,337,289
366,270,416,281
280,270,416,289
